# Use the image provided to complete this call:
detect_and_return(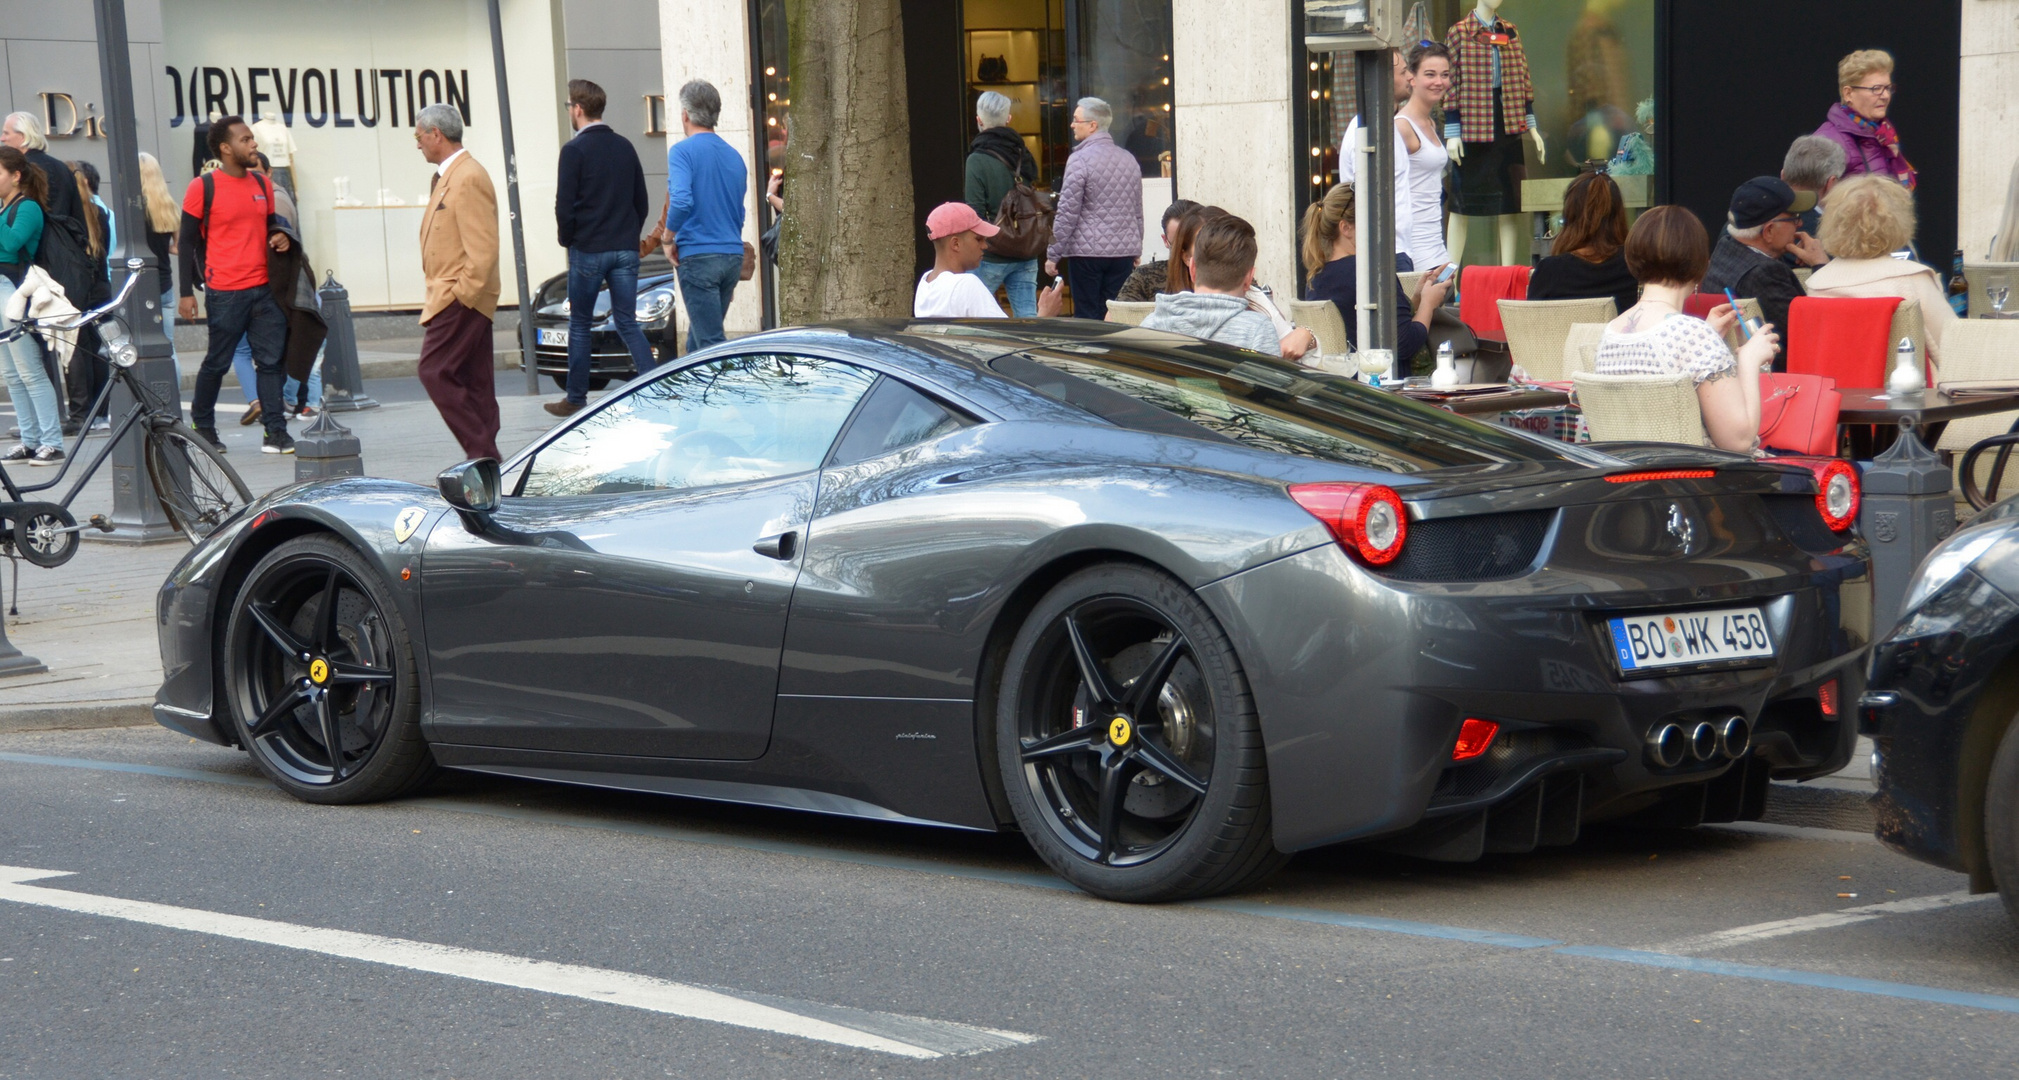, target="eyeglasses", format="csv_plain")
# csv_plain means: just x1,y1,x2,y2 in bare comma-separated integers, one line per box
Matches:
1847,83,1895,96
